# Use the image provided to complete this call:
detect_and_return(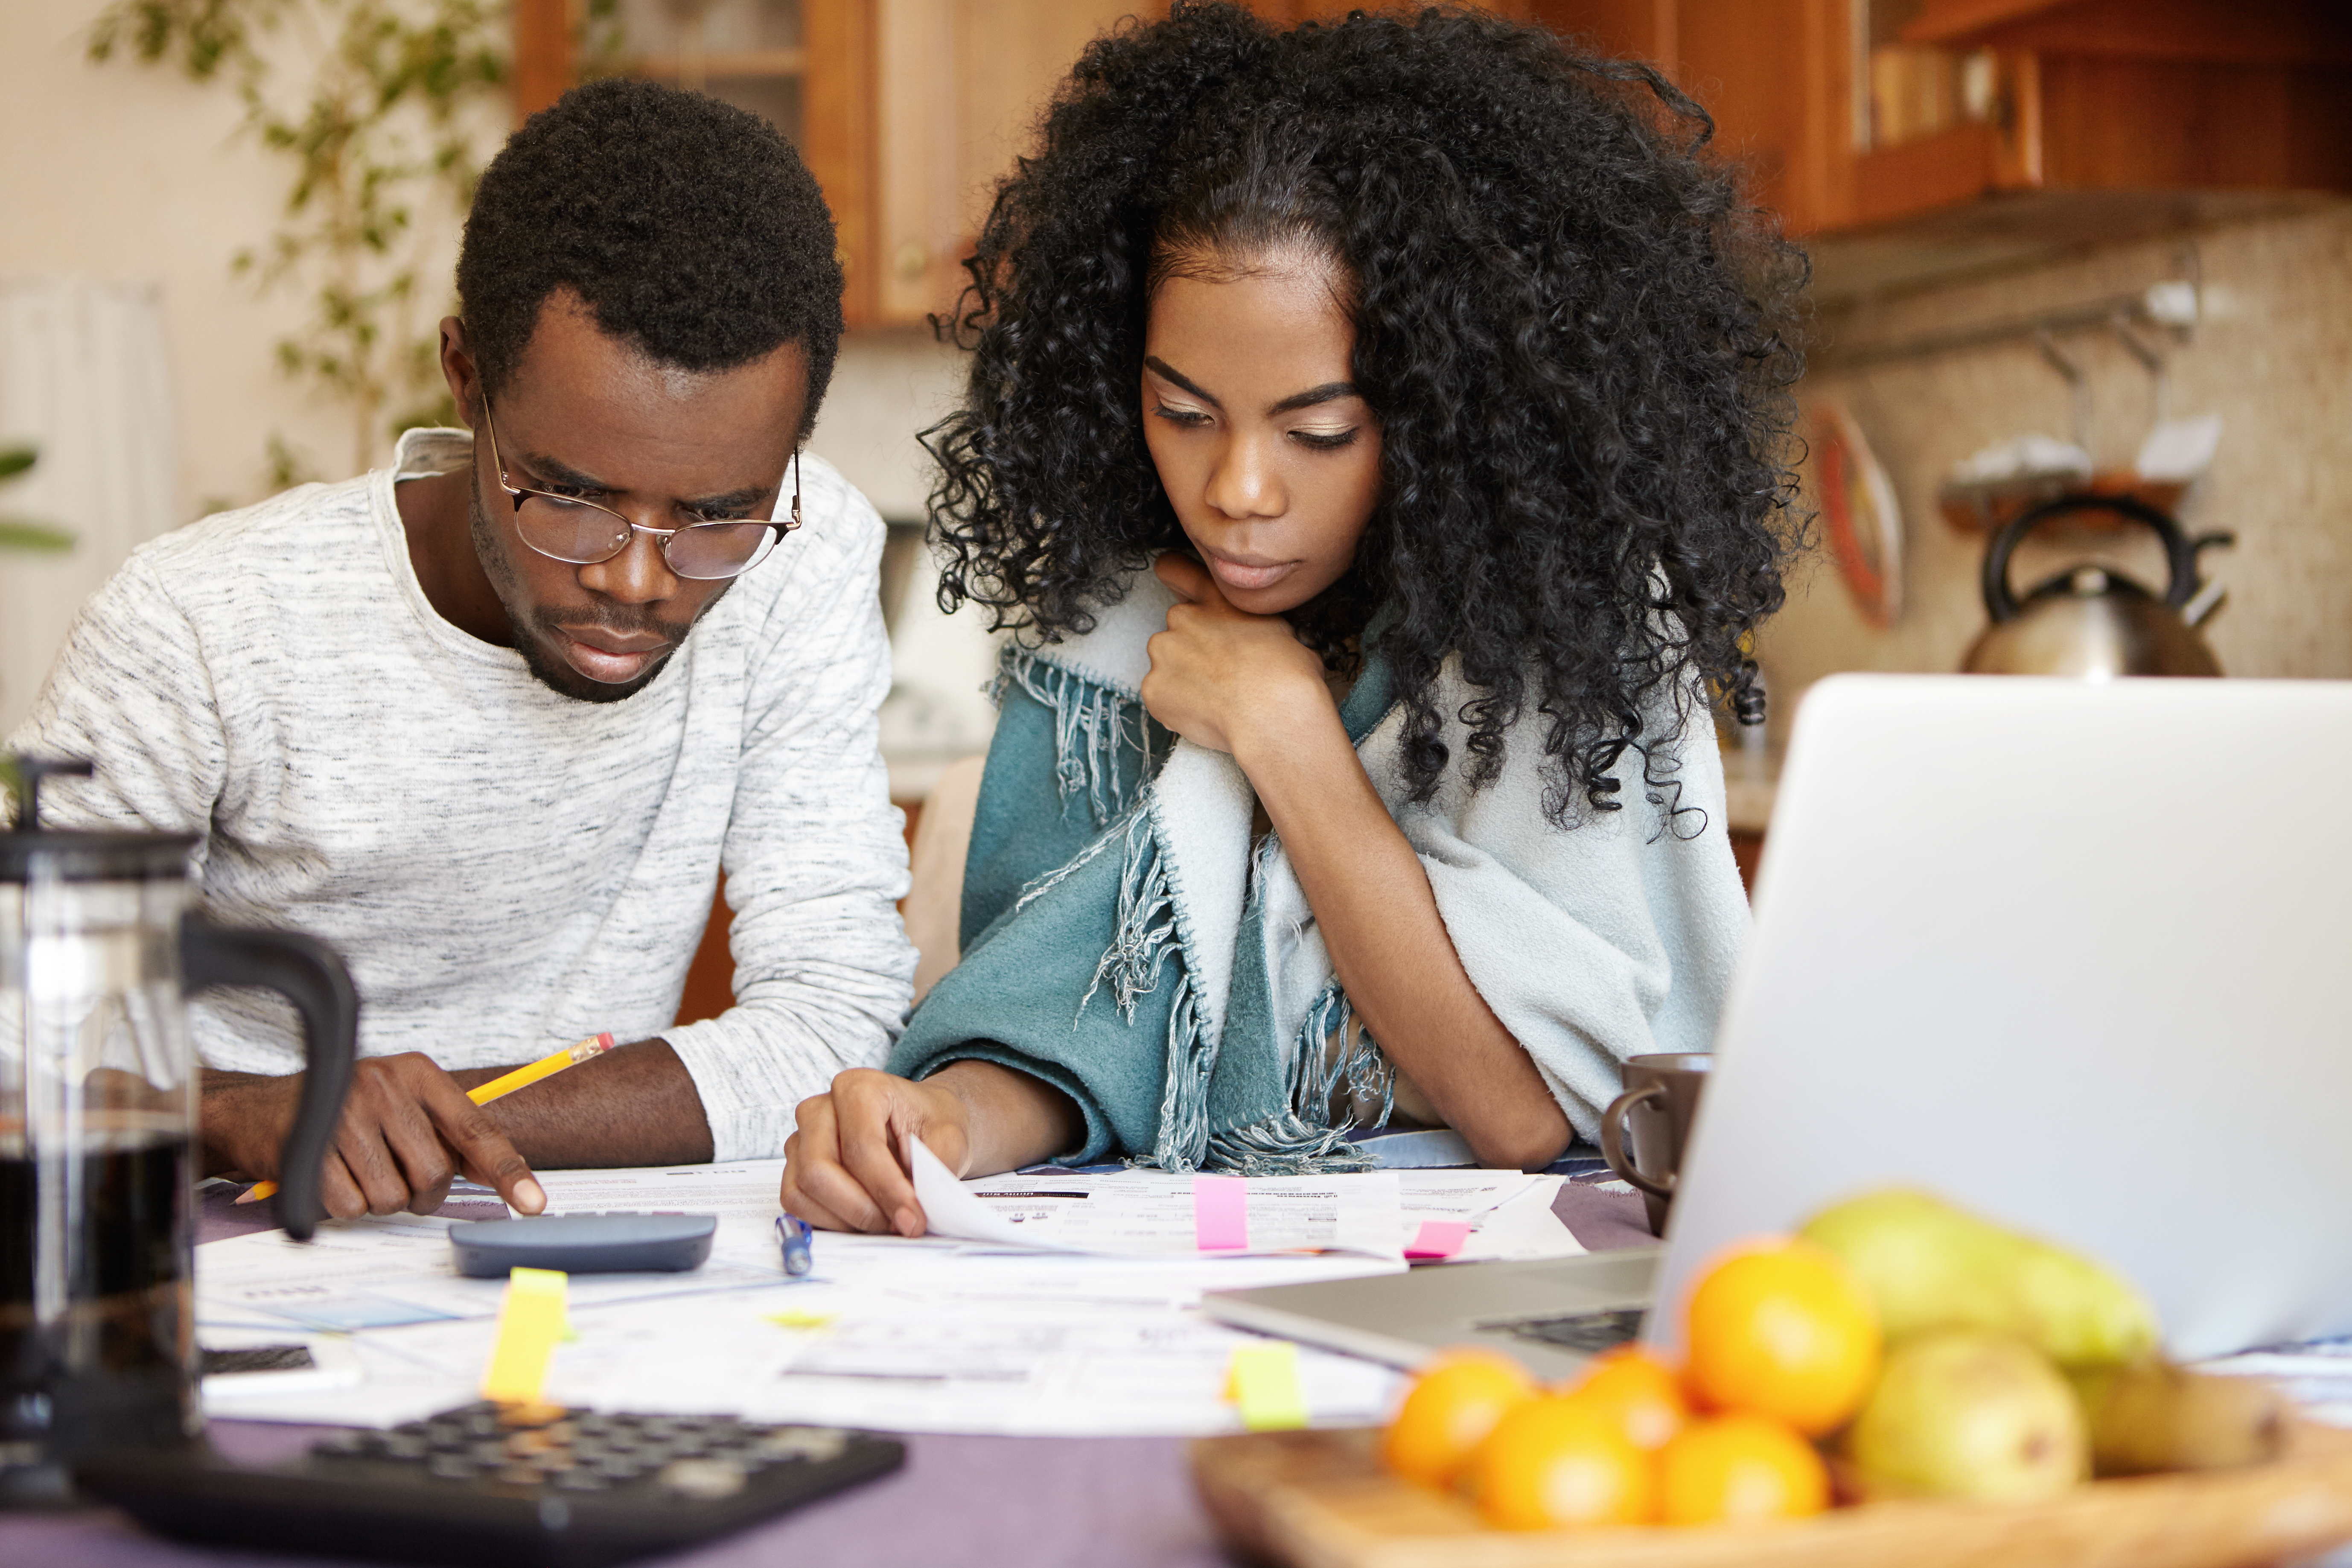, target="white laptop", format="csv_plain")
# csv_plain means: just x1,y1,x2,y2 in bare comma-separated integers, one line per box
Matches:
1206,674,2352,1376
